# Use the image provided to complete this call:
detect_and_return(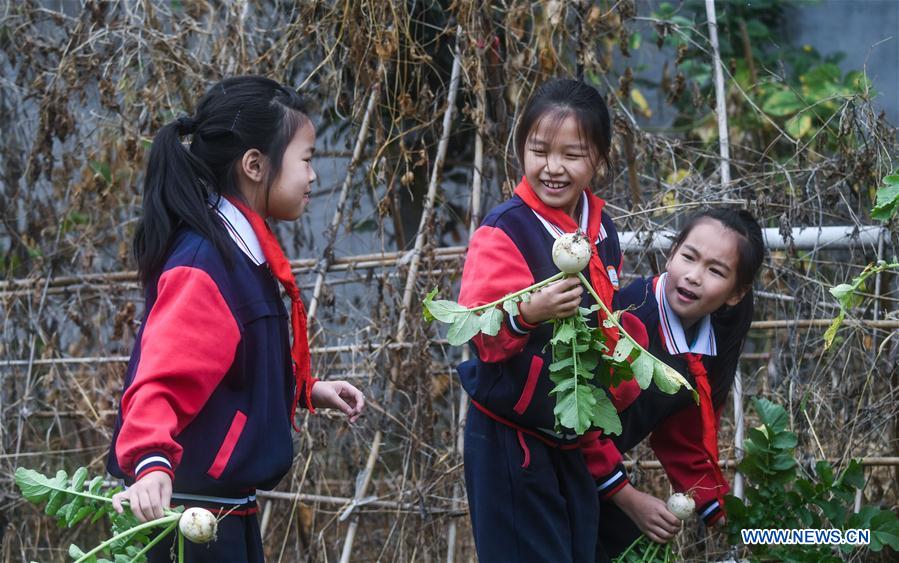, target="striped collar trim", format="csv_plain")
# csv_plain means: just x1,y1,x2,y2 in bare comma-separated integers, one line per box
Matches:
654,273,717,356
211,196,266,266
530,191,606,242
